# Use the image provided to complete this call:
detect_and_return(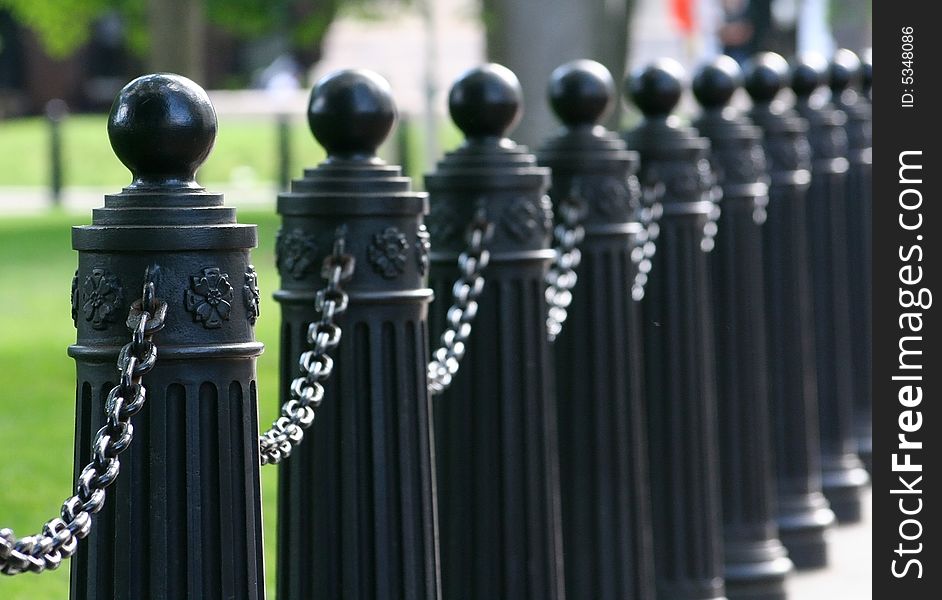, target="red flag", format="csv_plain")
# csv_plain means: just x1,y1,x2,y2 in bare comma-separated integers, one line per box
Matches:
671,0,695,34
